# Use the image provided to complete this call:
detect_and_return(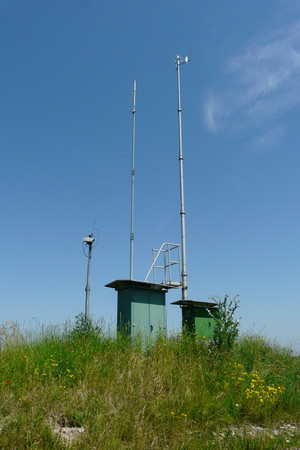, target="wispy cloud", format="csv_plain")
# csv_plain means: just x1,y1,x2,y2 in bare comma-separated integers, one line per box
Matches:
203,94,223,132
253,125,286,151
204,19,300,144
